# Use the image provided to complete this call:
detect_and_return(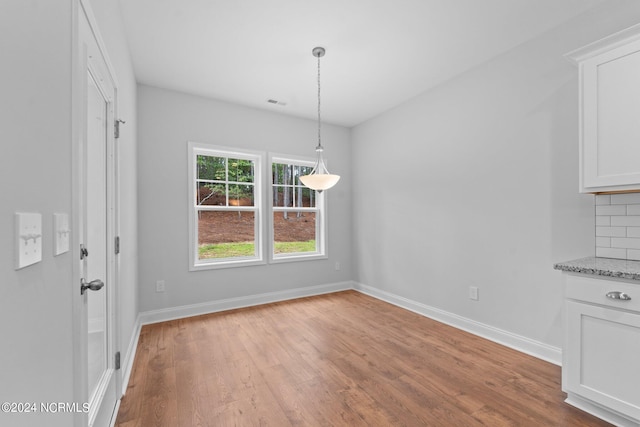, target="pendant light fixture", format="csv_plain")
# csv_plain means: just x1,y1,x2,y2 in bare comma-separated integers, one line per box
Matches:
300,46,340,192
